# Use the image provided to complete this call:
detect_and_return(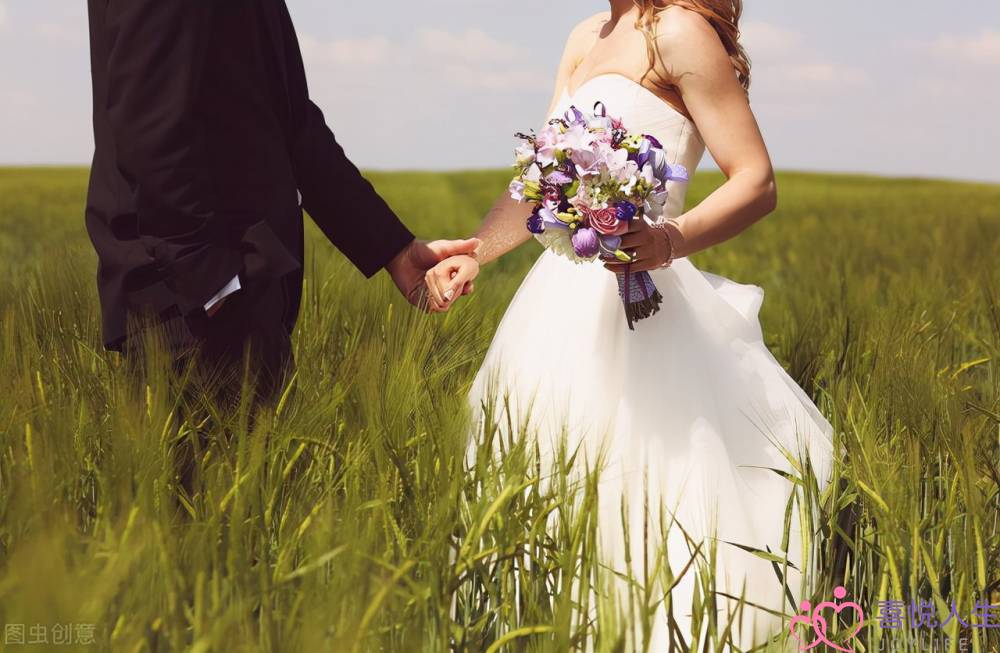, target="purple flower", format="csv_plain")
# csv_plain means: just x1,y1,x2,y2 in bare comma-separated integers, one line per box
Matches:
572,227,600,258
649,149,668,181
643,134,663,149
635,138,653,169
539,207,569,230
564,105,586,125
665,162,689,183
598,235,622,258
615,201,638,222
526,211,545,234
649,149,689,184
546,170,574,185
